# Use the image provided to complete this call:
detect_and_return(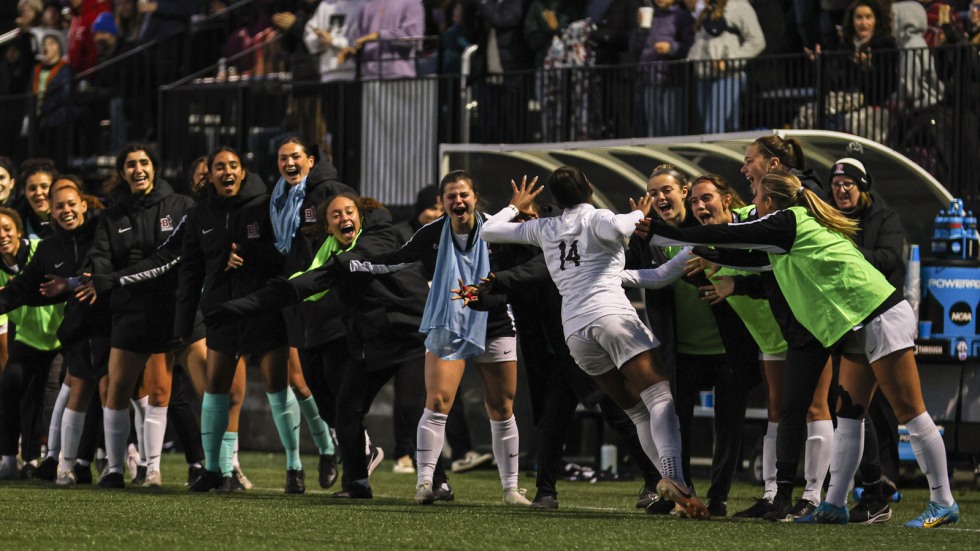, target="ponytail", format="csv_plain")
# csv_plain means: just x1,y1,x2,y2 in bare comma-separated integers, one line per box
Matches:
760,170,858,241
